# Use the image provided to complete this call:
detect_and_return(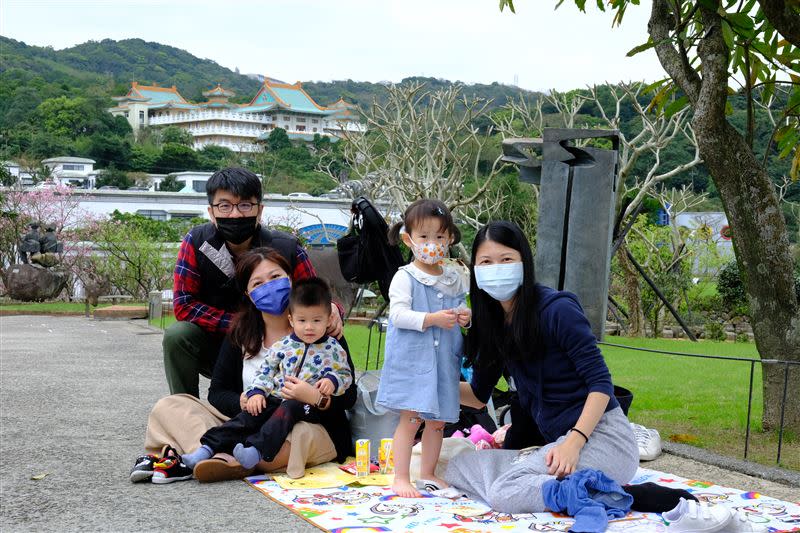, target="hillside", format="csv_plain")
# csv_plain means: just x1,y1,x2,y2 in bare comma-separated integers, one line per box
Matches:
0,36,540,112
0,36,262,101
